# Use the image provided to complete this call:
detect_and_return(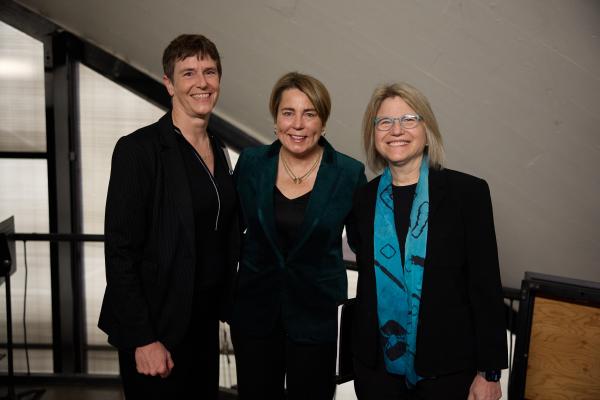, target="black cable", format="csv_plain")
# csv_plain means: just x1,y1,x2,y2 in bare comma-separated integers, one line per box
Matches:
23,240,31,375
